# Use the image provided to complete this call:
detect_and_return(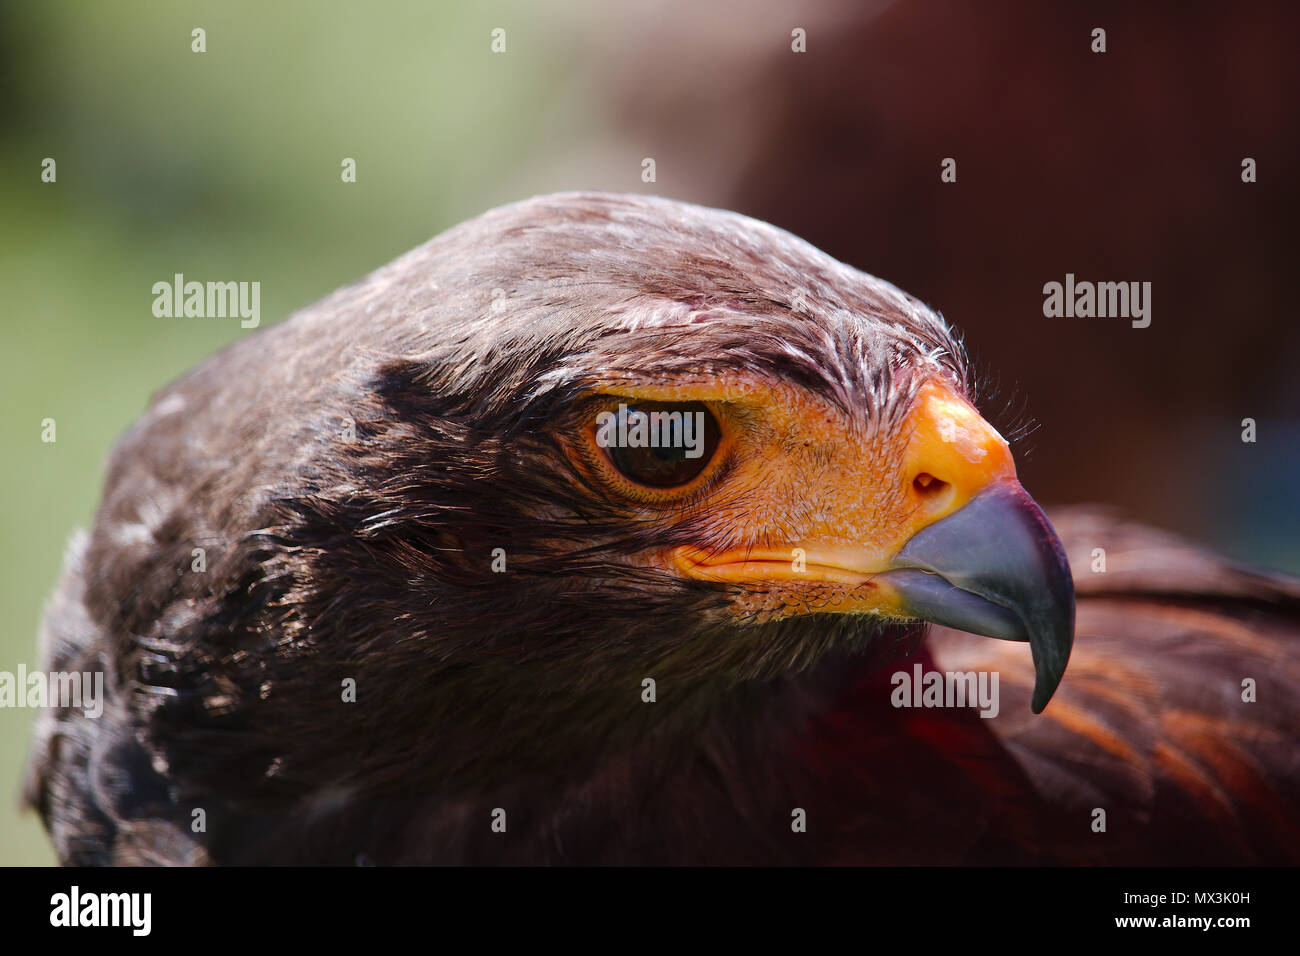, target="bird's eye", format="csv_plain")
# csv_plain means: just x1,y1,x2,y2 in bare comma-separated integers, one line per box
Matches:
594,401,721,489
